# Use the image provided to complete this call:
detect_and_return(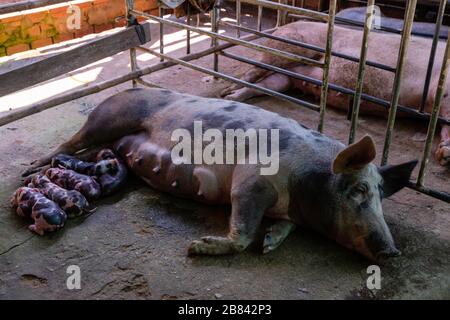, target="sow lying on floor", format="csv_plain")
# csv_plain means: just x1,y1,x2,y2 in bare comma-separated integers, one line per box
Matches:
24,88,417,261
